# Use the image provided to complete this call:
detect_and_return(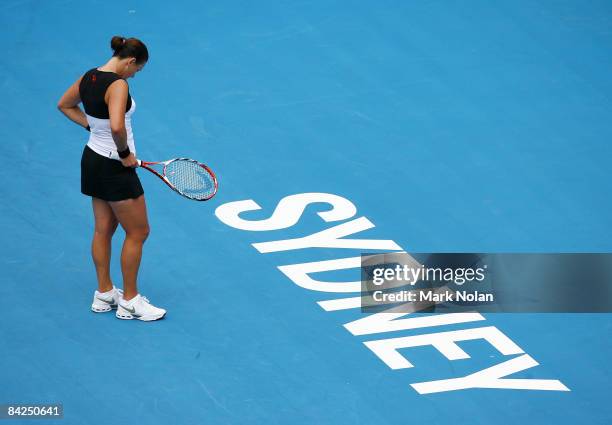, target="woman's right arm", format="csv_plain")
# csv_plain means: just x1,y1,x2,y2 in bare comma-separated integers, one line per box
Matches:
57,76,89,130
107,80,138,167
